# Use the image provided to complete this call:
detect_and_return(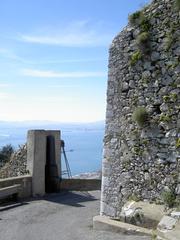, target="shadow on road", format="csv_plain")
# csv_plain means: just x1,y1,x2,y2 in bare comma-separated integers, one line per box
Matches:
0,191,99,210
0,202,29,212
44,191,98,207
